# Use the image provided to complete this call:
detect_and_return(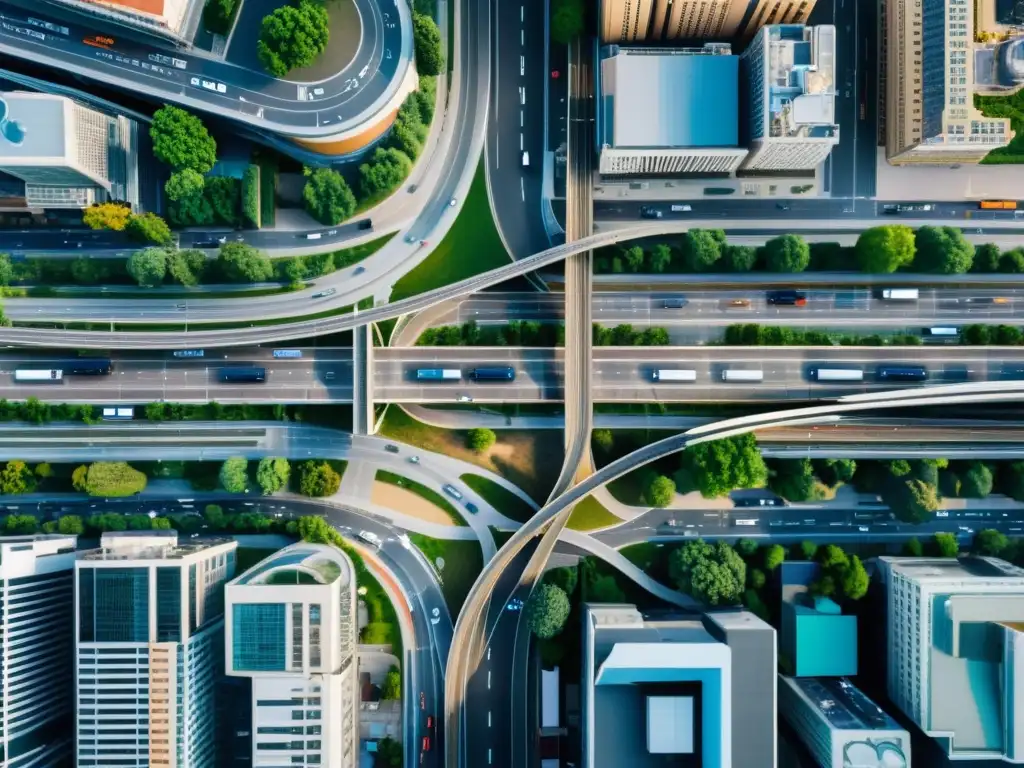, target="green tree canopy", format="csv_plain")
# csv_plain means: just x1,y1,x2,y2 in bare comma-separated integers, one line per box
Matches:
884,478,939,523
840,555,869,600
256,457,290,494
217,242,273,282
642,473,675,507
799,540,818,560
0,254,12,286
0,460,35,495
219,457,249,493
592,429,614,455
258,0,330,76
769,458,819,502
302,168,357,225
83,202,131,231
681,229,724,272
903,537,924,556
57,514,85,535
551,0,584,43
373,736,403,768
679,434,767,498
813,457,857,486
764,544,785,571
466,428,496,453
165,169,206,201
382,665,402,700
762,234,810,273
974,528,1009,556
749,568,766,589
167,249,207,287
126,213,174,245
127,248,168,287
544,565,578,596
914,225,974,274
298,460,341,497
4,514,37,534
526,583,571,639
721,244,757,272
669,539,746,606
150,106,217,173
412,12,444,75
359,147,413,198
79,462,147,497
933,531,960,558
648,244,672,272
855,225,915,273
959,461,994,498
297,514,334,543
972,243,1002,272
